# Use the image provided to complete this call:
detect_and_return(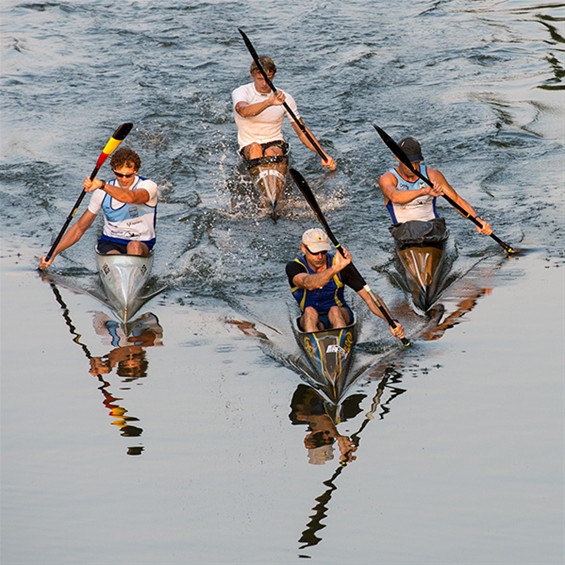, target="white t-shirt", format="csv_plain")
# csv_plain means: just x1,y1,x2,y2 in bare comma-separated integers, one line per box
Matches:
232,82,300,150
